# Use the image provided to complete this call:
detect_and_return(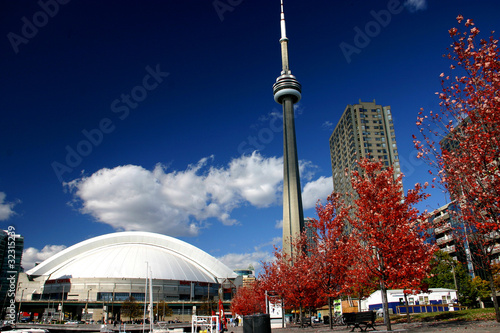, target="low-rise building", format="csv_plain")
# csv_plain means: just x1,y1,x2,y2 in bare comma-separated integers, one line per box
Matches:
361,289,458,314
